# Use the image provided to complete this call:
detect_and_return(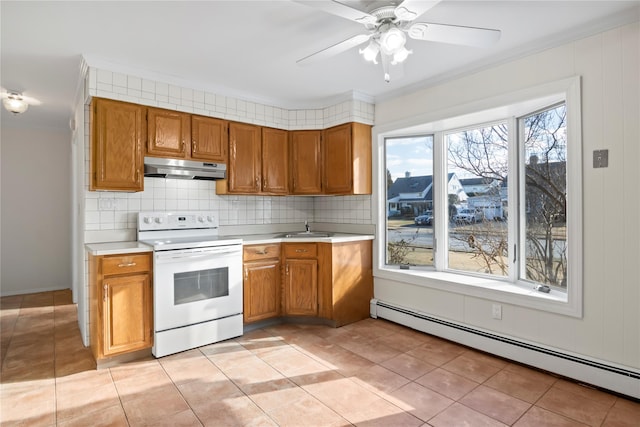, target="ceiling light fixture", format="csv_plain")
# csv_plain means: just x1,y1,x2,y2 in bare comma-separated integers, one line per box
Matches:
3,92,29,114
359,40,380,64
359,24,412,80
379,27,406,55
